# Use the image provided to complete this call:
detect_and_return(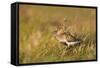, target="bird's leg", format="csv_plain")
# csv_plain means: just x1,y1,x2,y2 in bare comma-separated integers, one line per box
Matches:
65,44,70,50
68,44,71,48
